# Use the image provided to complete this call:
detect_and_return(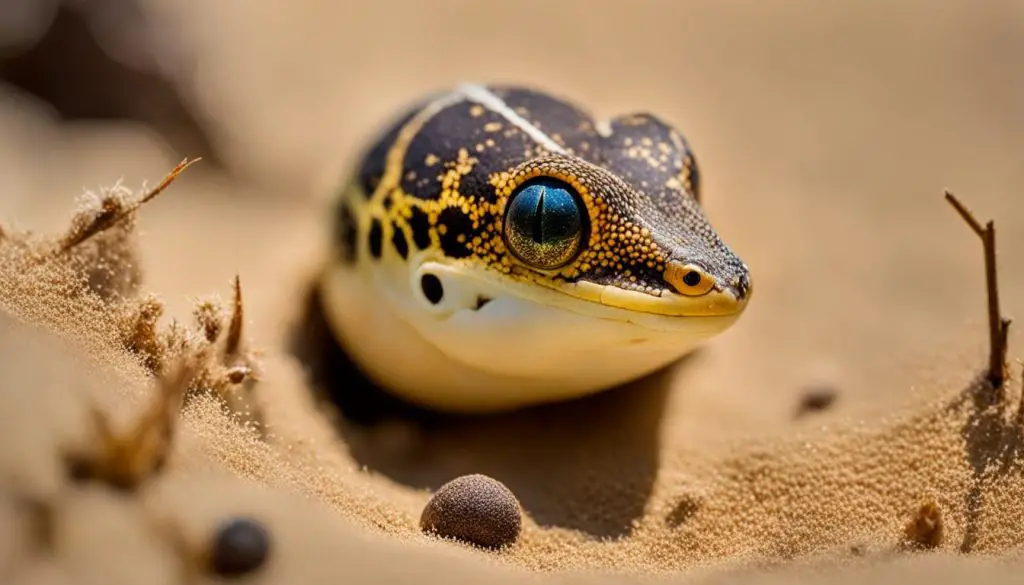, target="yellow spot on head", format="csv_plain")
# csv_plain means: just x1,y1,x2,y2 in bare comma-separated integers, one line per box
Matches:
469,105,485,117
425,154,440,167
